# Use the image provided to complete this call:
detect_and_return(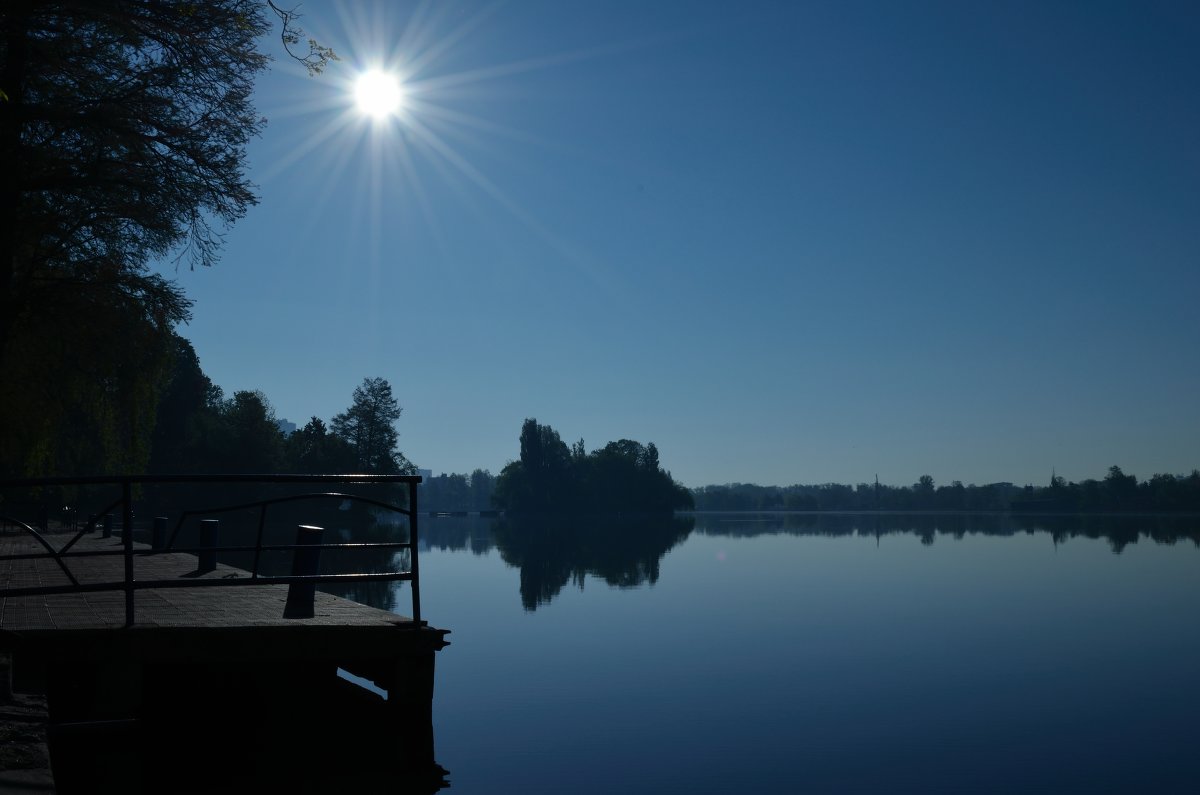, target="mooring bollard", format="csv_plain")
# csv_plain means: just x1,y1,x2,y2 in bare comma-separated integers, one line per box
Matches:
102,515,113,539
198,519,219,573
152,517,167,550
284,525,324,619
